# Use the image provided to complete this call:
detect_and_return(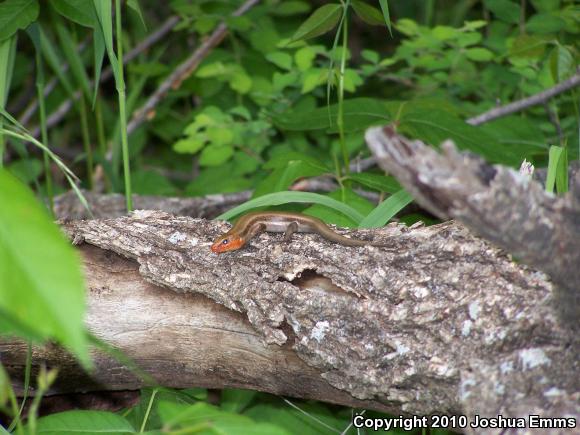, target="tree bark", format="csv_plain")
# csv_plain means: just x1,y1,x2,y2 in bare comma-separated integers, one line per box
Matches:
2,211,576,431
